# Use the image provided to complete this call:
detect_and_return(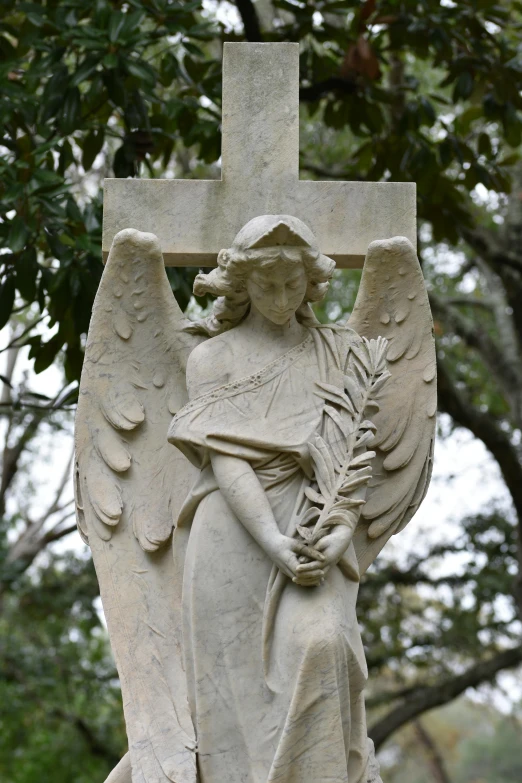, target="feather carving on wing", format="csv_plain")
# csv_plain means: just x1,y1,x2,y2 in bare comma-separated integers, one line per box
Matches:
347,237,437,574
74,229,203,783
